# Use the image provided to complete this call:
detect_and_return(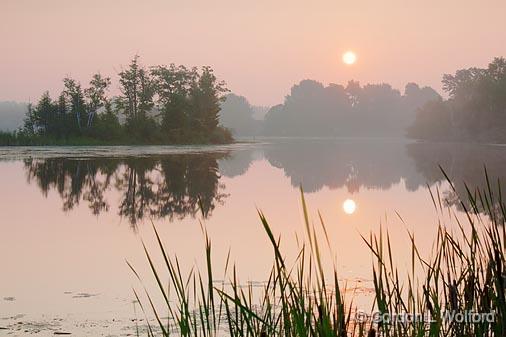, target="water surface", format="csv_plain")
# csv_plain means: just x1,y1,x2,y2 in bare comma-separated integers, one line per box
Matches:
1,139,504,335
